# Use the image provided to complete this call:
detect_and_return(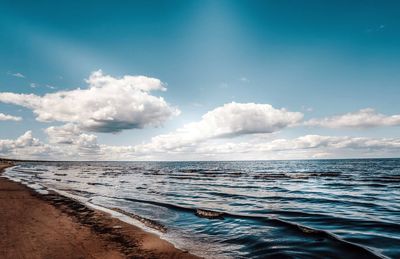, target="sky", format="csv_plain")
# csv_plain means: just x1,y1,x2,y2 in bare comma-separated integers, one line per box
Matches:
1,0,400,160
